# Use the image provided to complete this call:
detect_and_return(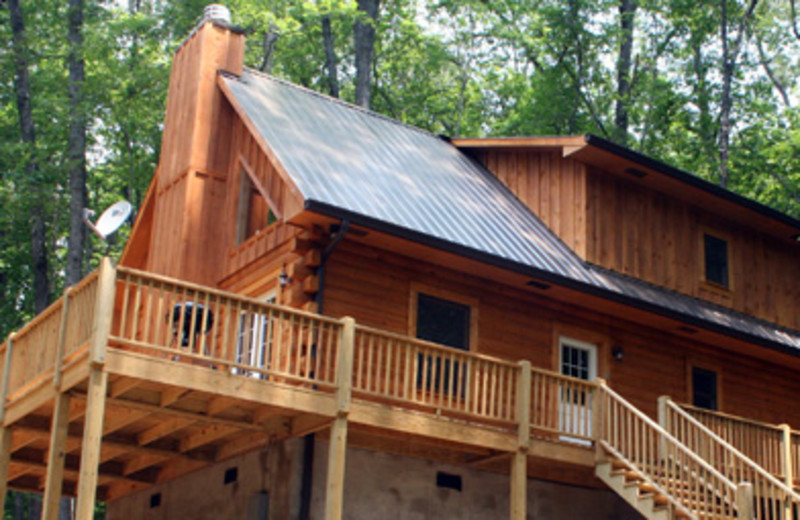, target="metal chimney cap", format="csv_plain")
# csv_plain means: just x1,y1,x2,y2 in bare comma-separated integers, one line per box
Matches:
203,4,231,24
